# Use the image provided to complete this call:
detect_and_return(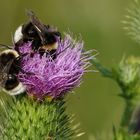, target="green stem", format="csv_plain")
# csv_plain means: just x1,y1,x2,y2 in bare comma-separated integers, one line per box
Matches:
120,100,137,129
92,59,112,78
